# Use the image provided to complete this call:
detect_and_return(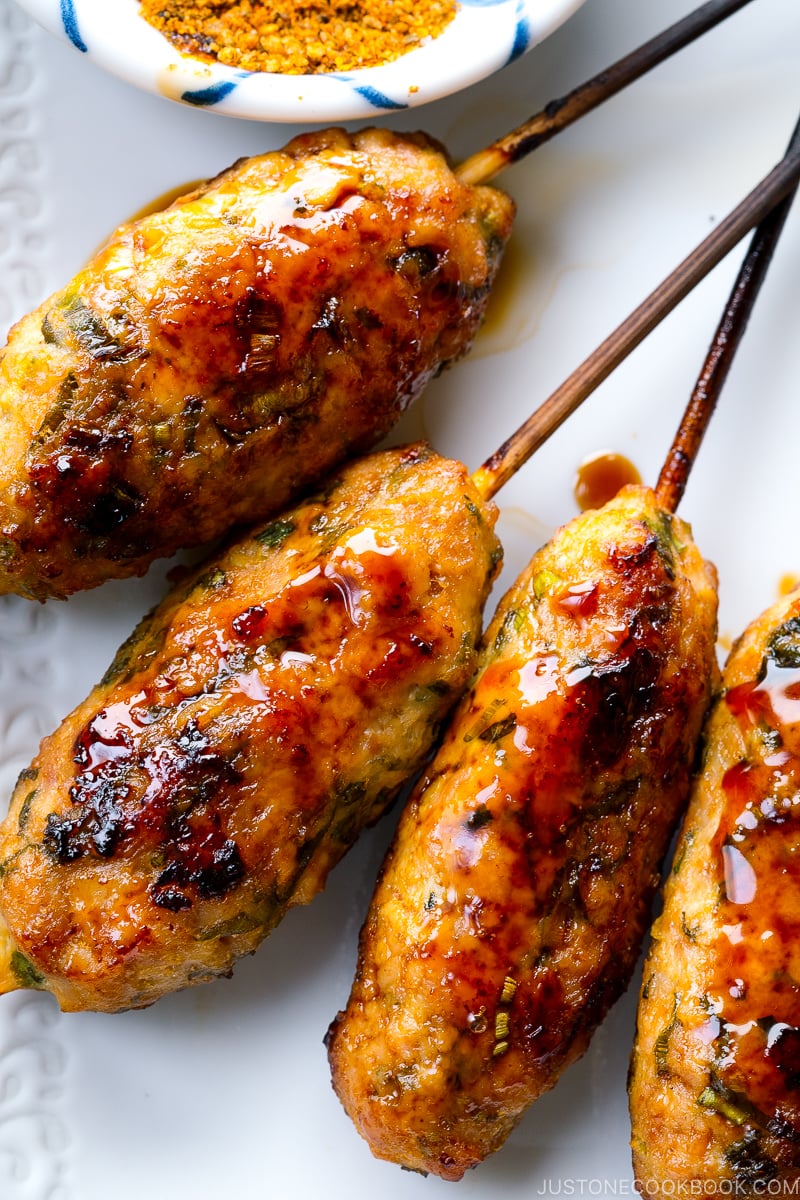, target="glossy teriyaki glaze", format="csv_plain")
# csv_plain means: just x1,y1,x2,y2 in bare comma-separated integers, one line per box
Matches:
328,484,718,1179
0,127,513,599
630,592,800,1192
0,445,500,1012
